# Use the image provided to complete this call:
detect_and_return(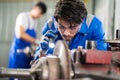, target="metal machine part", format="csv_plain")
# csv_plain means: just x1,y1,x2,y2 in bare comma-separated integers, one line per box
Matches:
73,46,120,80
0,40,74,80
53,40,74,79
105,40,120,47
105,40,120,51
0,68,42,80
0,56,60,80
105,40,120,66
73,47,112,64
85,40,96,50
85,50,112,64
0,40,120,80
17,46,36,57
116,29,120,40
